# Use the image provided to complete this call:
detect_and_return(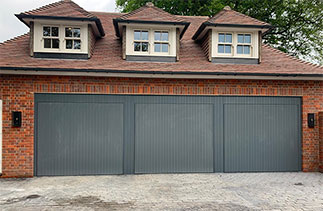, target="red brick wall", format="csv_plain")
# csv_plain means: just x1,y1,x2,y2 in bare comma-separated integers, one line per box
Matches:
0,75,322,177
319,112,323,172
